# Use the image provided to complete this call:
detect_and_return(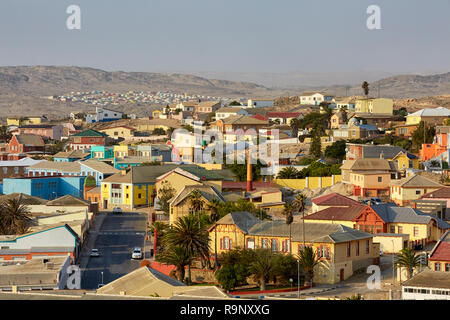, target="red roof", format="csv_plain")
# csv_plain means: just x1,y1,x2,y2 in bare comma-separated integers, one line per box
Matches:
266,112,302,119
251,114,269,121
429,231,450,262
312,192,360,206
422,187,450,199
303,205,366,221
